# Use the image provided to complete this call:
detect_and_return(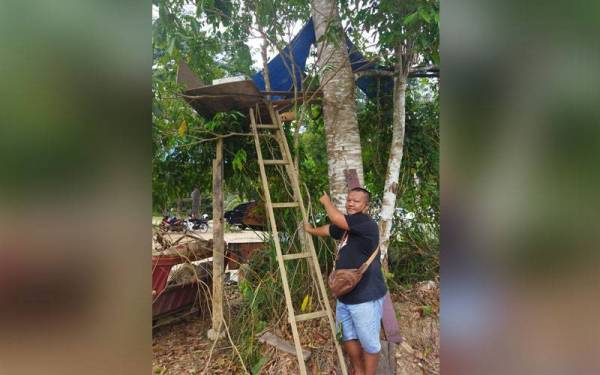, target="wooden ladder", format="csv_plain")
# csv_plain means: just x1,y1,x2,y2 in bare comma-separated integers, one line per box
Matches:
249,103,348,375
